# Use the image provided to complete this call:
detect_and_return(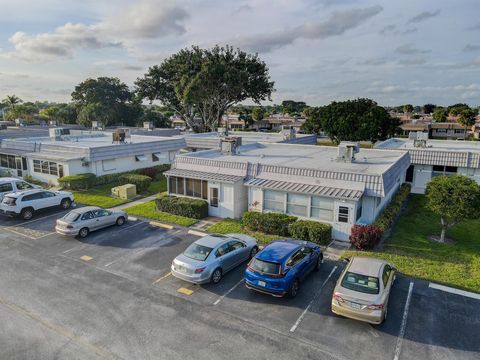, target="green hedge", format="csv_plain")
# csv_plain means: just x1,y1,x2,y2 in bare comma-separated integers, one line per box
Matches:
155,195,208,219
118,174,152,193
374,183,411,232
288,220,332,245
58,173,96,190
93,165,171,186
242,211,297,236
